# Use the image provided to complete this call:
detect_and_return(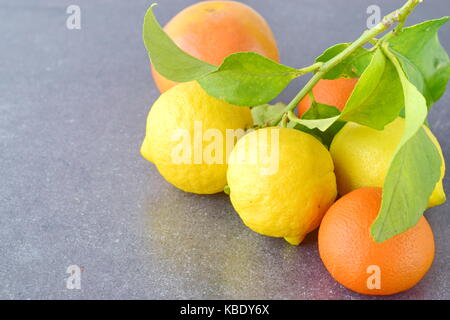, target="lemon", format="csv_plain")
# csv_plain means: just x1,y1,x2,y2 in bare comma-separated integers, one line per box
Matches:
227,127,337,245
330,117,446,207
141,81,253,194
